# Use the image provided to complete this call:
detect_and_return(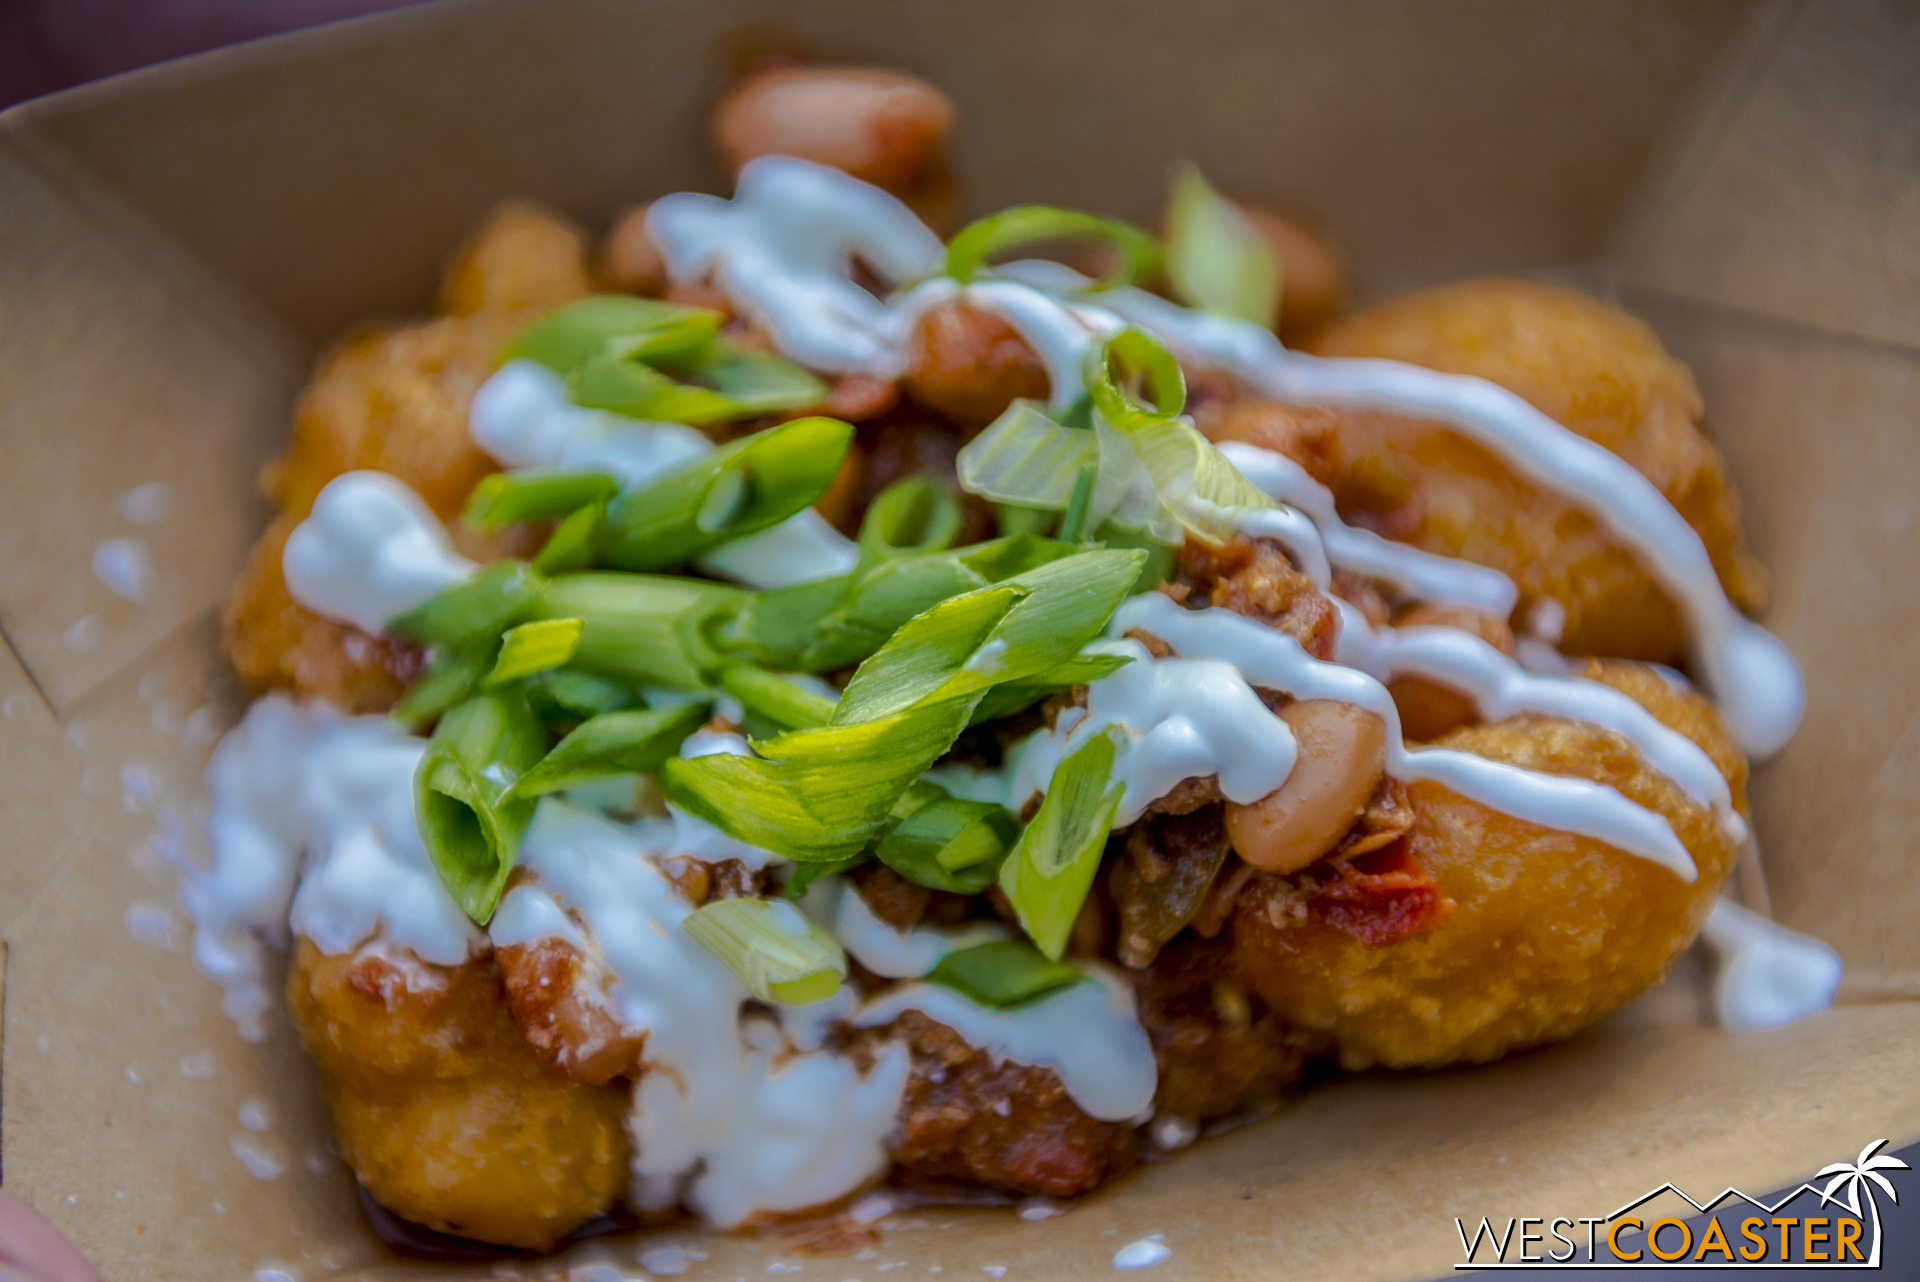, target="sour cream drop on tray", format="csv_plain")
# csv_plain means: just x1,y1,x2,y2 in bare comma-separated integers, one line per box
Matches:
1700,897,1843,1031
